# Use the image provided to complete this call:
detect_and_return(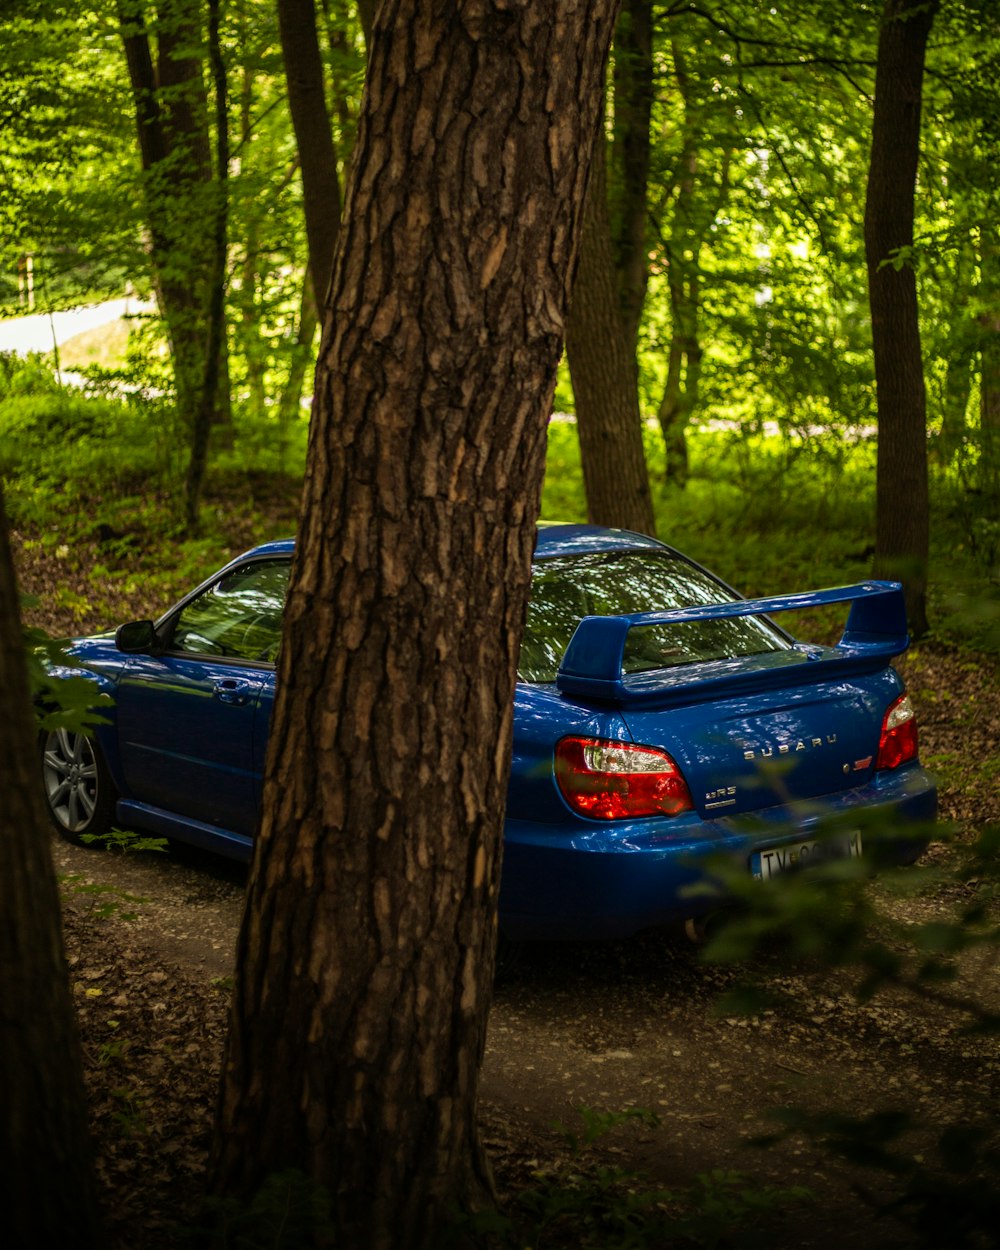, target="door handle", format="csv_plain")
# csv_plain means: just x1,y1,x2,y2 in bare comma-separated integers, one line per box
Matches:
214,678,252,706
